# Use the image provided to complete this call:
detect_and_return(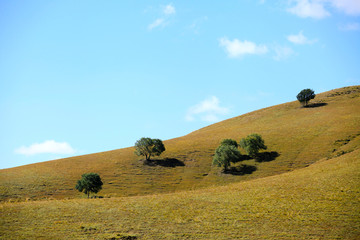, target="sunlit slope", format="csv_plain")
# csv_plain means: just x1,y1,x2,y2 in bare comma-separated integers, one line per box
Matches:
1,145,359,239
1,86,359,201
